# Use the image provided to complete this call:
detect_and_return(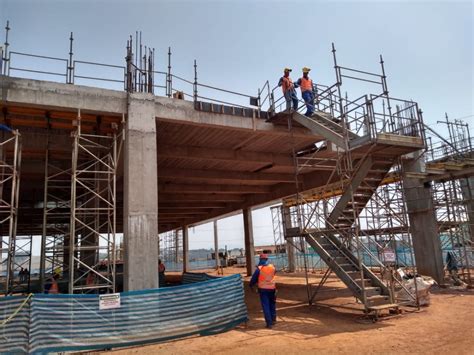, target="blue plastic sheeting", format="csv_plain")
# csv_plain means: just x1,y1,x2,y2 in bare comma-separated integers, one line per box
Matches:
0,274,247,354
0,295,30,353
182,272,219,284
